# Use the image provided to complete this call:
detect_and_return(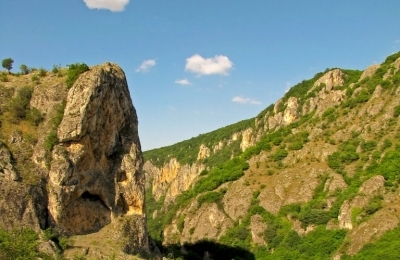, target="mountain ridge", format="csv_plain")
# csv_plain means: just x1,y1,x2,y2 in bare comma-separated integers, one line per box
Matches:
143,51,400,259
